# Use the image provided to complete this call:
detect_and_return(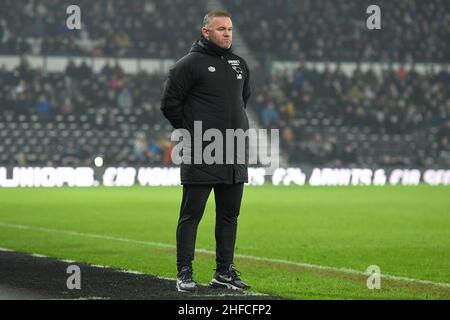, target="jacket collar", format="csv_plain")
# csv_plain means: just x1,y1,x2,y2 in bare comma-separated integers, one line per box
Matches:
190,36,233,57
